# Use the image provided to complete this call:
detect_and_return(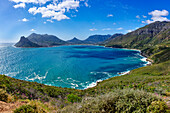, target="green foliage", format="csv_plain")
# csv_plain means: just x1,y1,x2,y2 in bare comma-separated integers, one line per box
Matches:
0,75,83,103
105,21,170,63
0,89,14,103
67,93,82,103
147,101,168,113
60,89,164,113
85,60,170,96
14,101,47,113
